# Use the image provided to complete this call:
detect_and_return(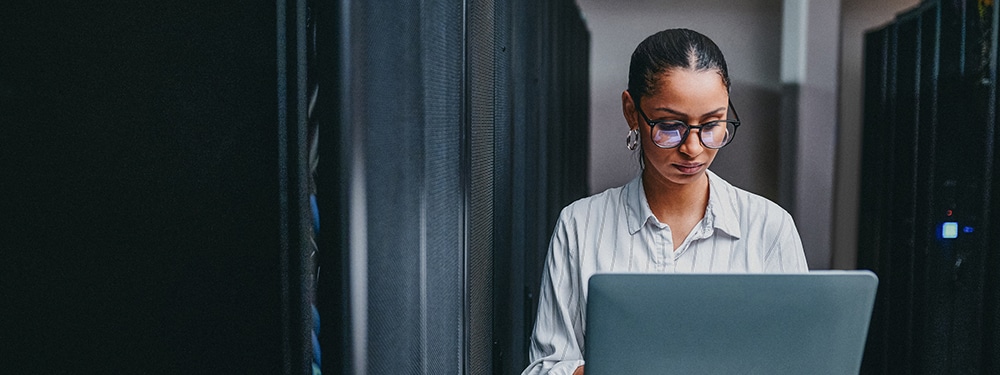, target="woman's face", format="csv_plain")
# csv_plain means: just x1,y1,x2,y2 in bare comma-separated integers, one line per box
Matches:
625,68,729,188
